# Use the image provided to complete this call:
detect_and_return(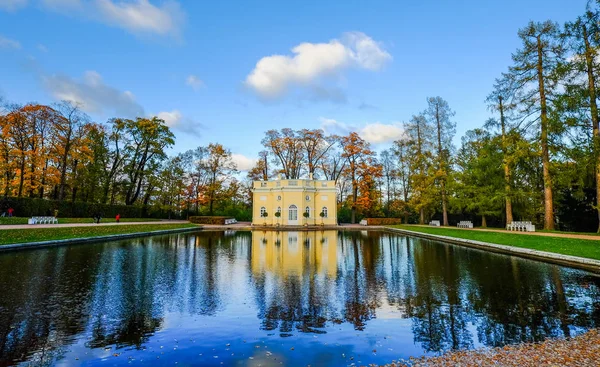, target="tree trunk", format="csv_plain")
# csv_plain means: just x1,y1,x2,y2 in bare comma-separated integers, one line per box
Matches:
481,215,487,228
17,157,25,198
499,96,514,224
419,208,424,224
582,25,600,233
441,181,448,226
537,35,554,230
